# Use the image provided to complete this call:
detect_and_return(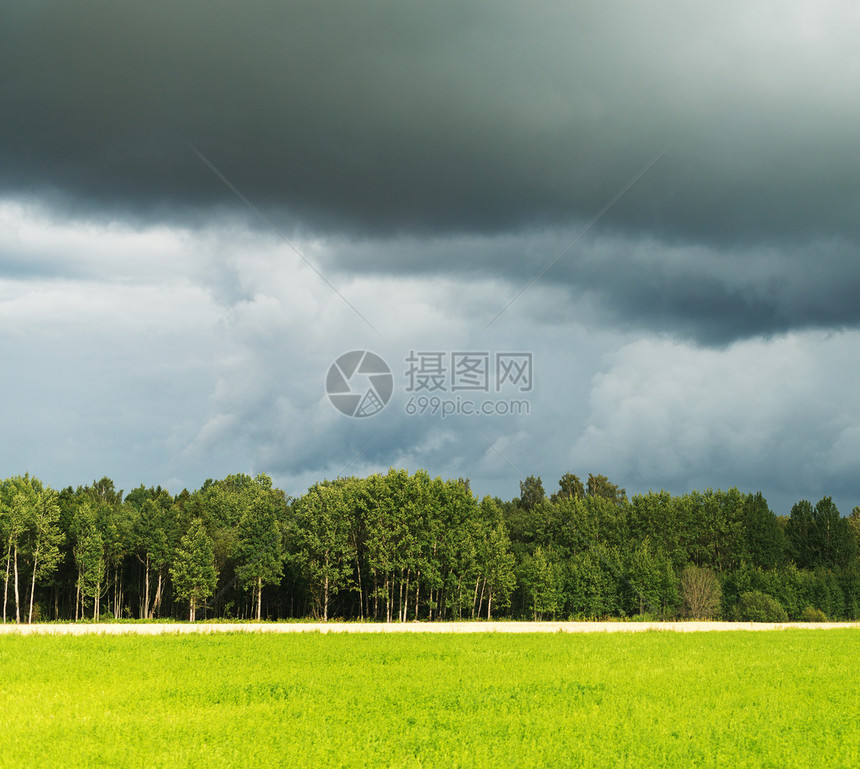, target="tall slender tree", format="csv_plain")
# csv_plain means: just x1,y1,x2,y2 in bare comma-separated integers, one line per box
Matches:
236,492,285,621
291,481,355,621
551,473,585,502
24,485,64,623
1,478,29,622
171,518,217,622
73,503,105,620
